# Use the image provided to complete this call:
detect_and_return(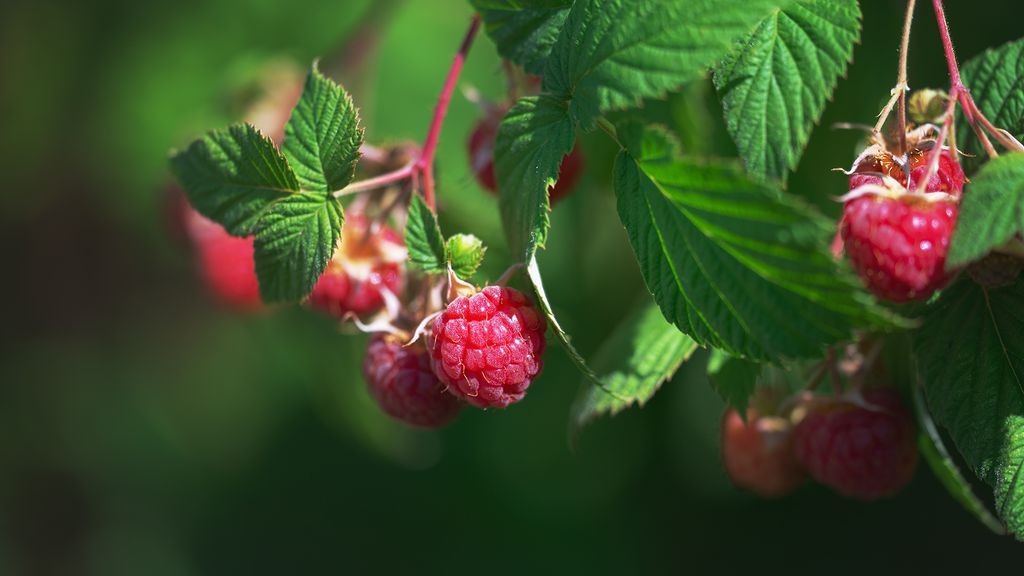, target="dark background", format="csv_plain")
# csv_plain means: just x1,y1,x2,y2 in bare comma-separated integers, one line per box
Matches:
1,0,1021,573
